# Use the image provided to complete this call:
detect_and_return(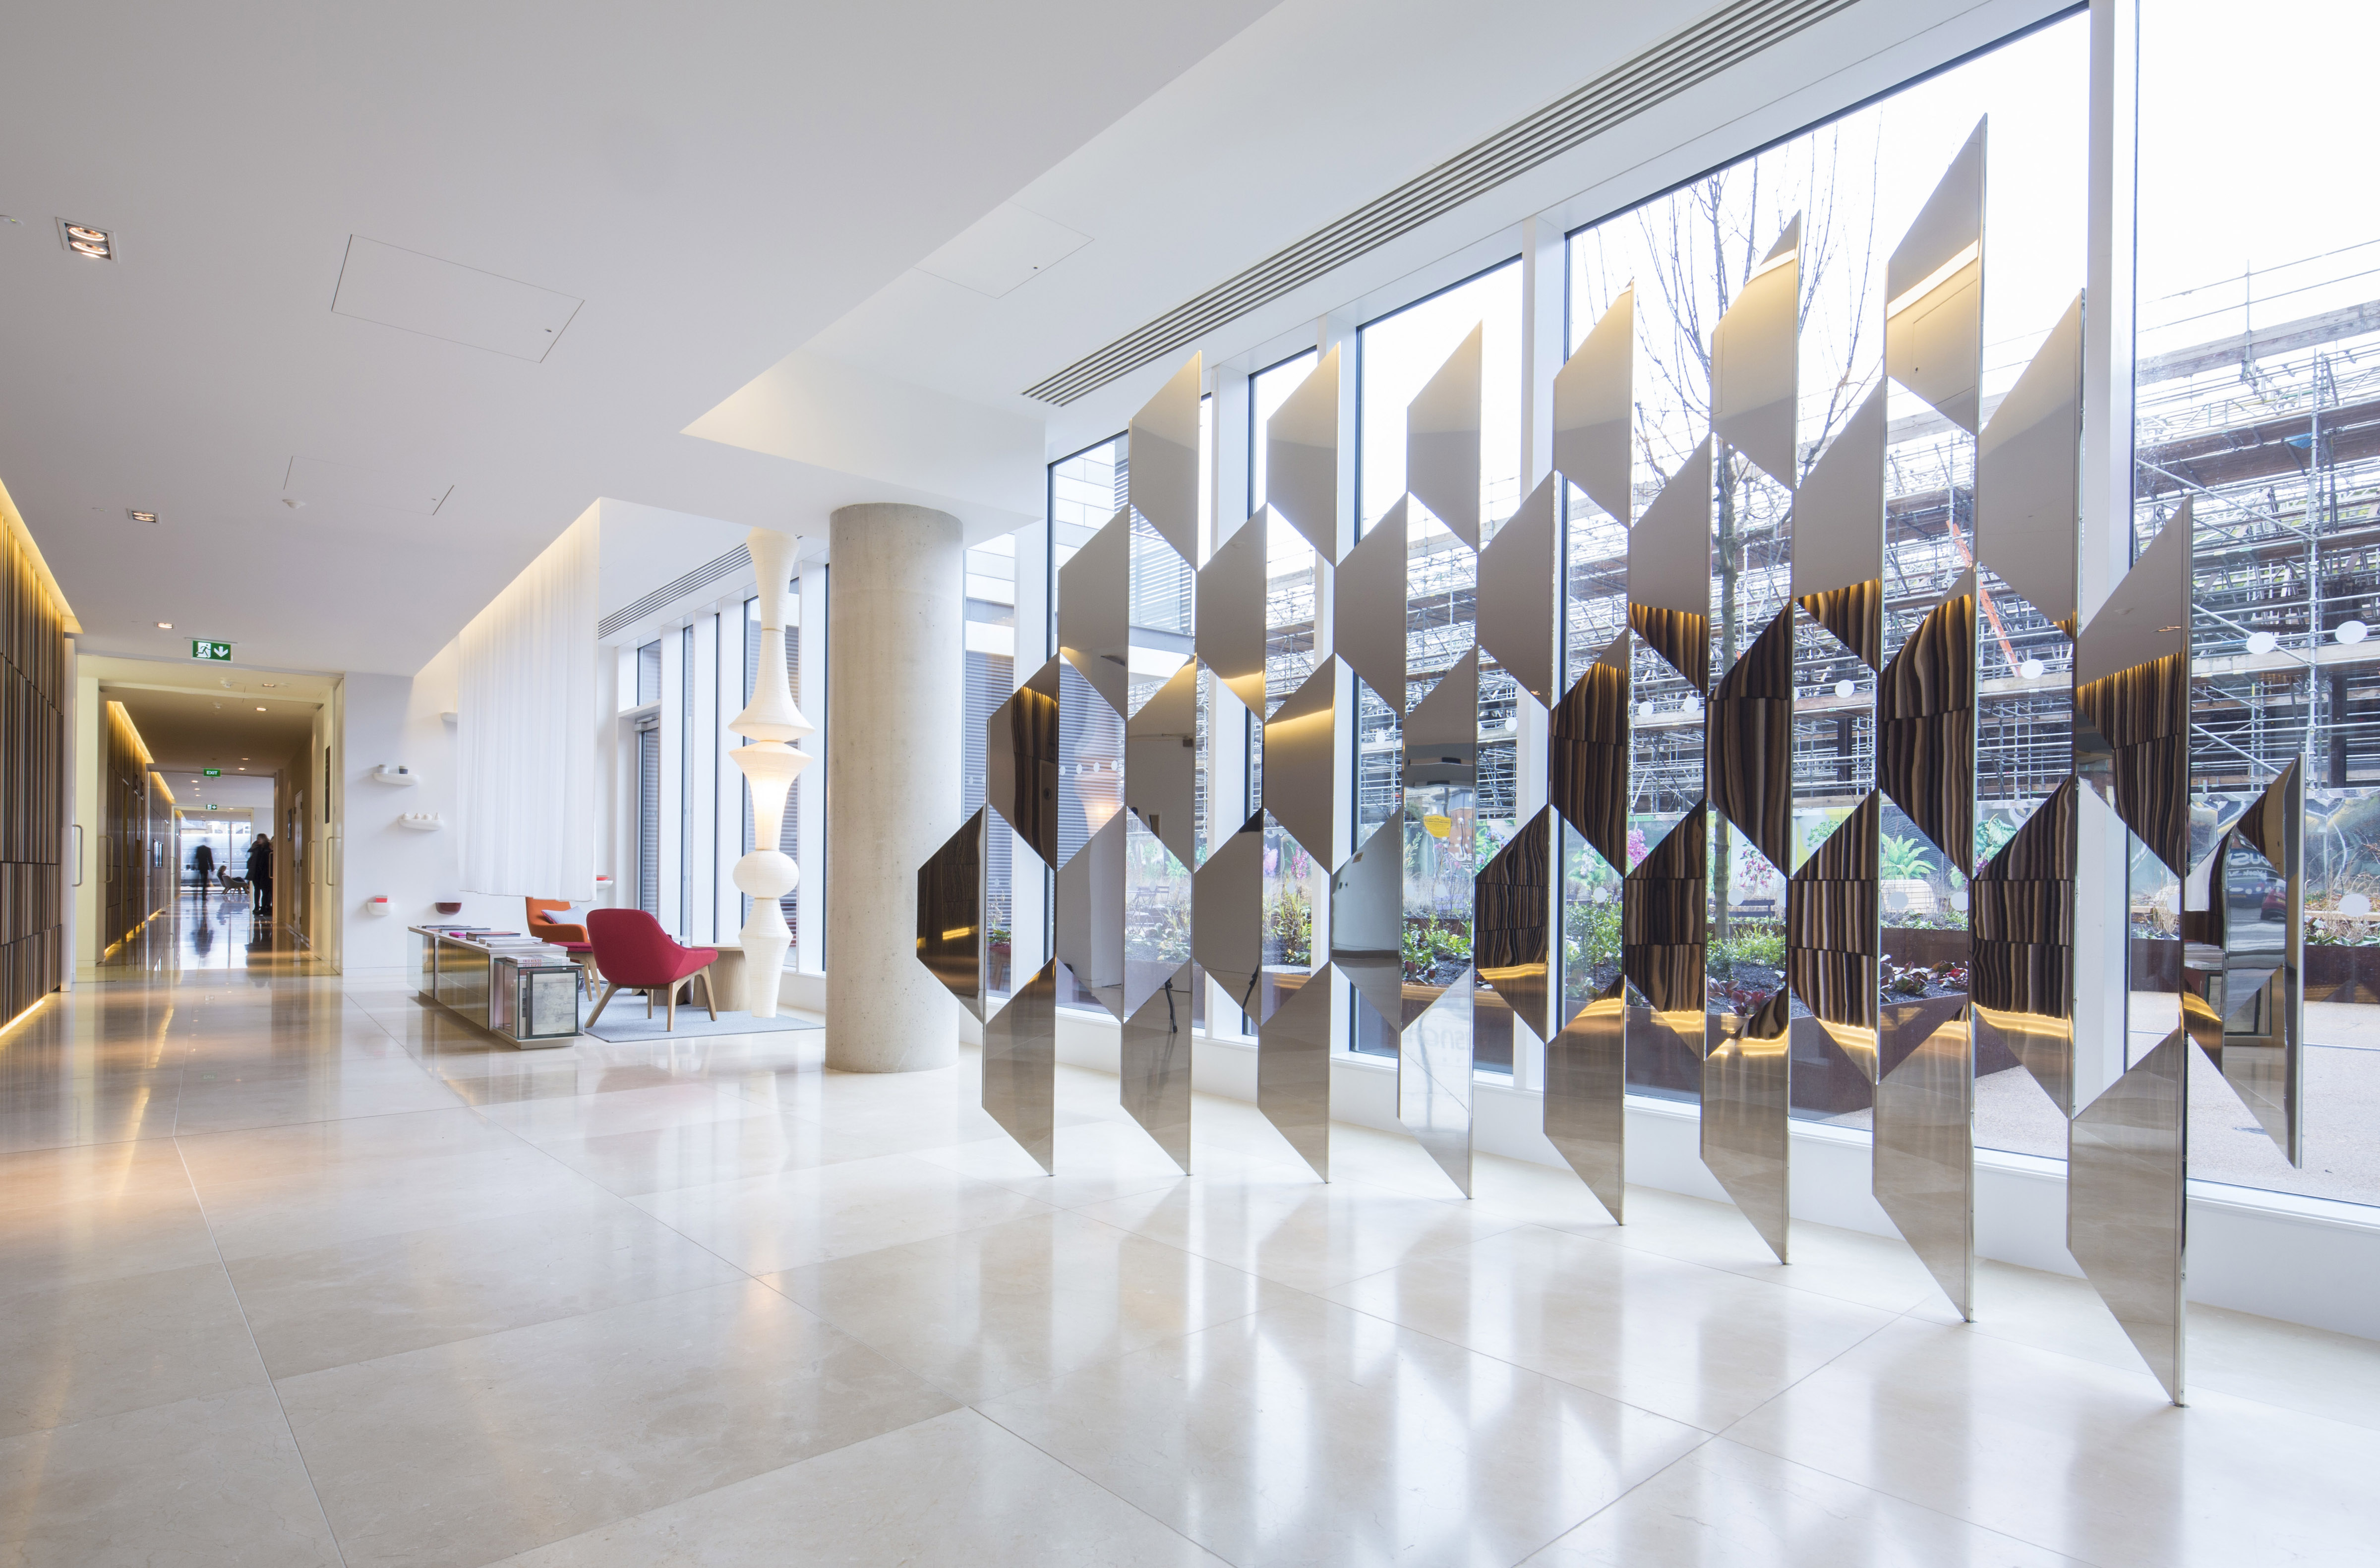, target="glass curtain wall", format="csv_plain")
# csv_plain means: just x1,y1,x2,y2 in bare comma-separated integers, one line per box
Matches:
740,586,801,948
